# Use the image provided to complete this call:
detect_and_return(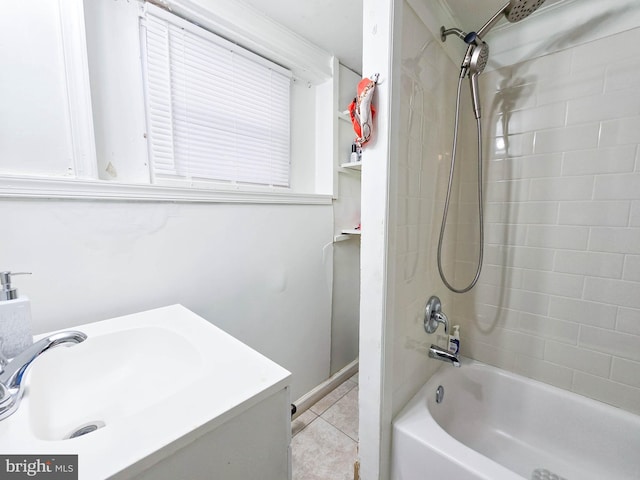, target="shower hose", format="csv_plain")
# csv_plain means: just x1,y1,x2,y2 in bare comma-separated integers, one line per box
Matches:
436,76,485,294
